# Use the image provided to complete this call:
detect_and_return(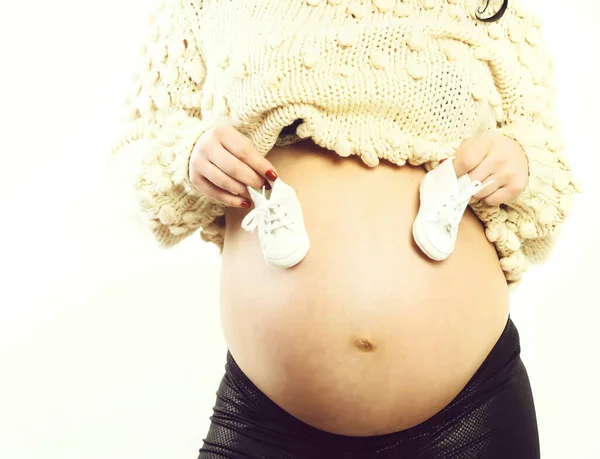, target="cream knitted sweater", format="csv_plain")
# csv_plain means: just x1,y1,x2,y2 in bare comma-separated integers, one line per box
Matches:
109,0,581,286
